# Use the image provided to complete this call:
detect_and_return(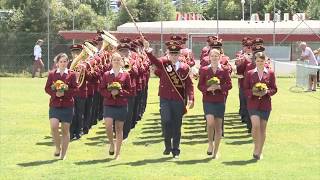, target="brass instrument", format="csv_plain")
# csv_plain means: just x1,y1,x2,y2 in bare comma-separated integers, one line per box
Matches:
70,44,95,87
122,57,132,71
84,42,98,54
70,47,88,70
101,31,118,51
